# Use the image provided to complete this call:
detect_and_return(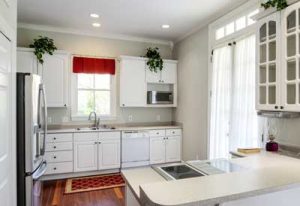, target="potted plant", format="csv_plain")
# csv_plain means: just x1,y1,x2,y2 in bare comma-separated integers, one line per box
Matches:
261,0,288,10
145,47,163,73
29,36,57,78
